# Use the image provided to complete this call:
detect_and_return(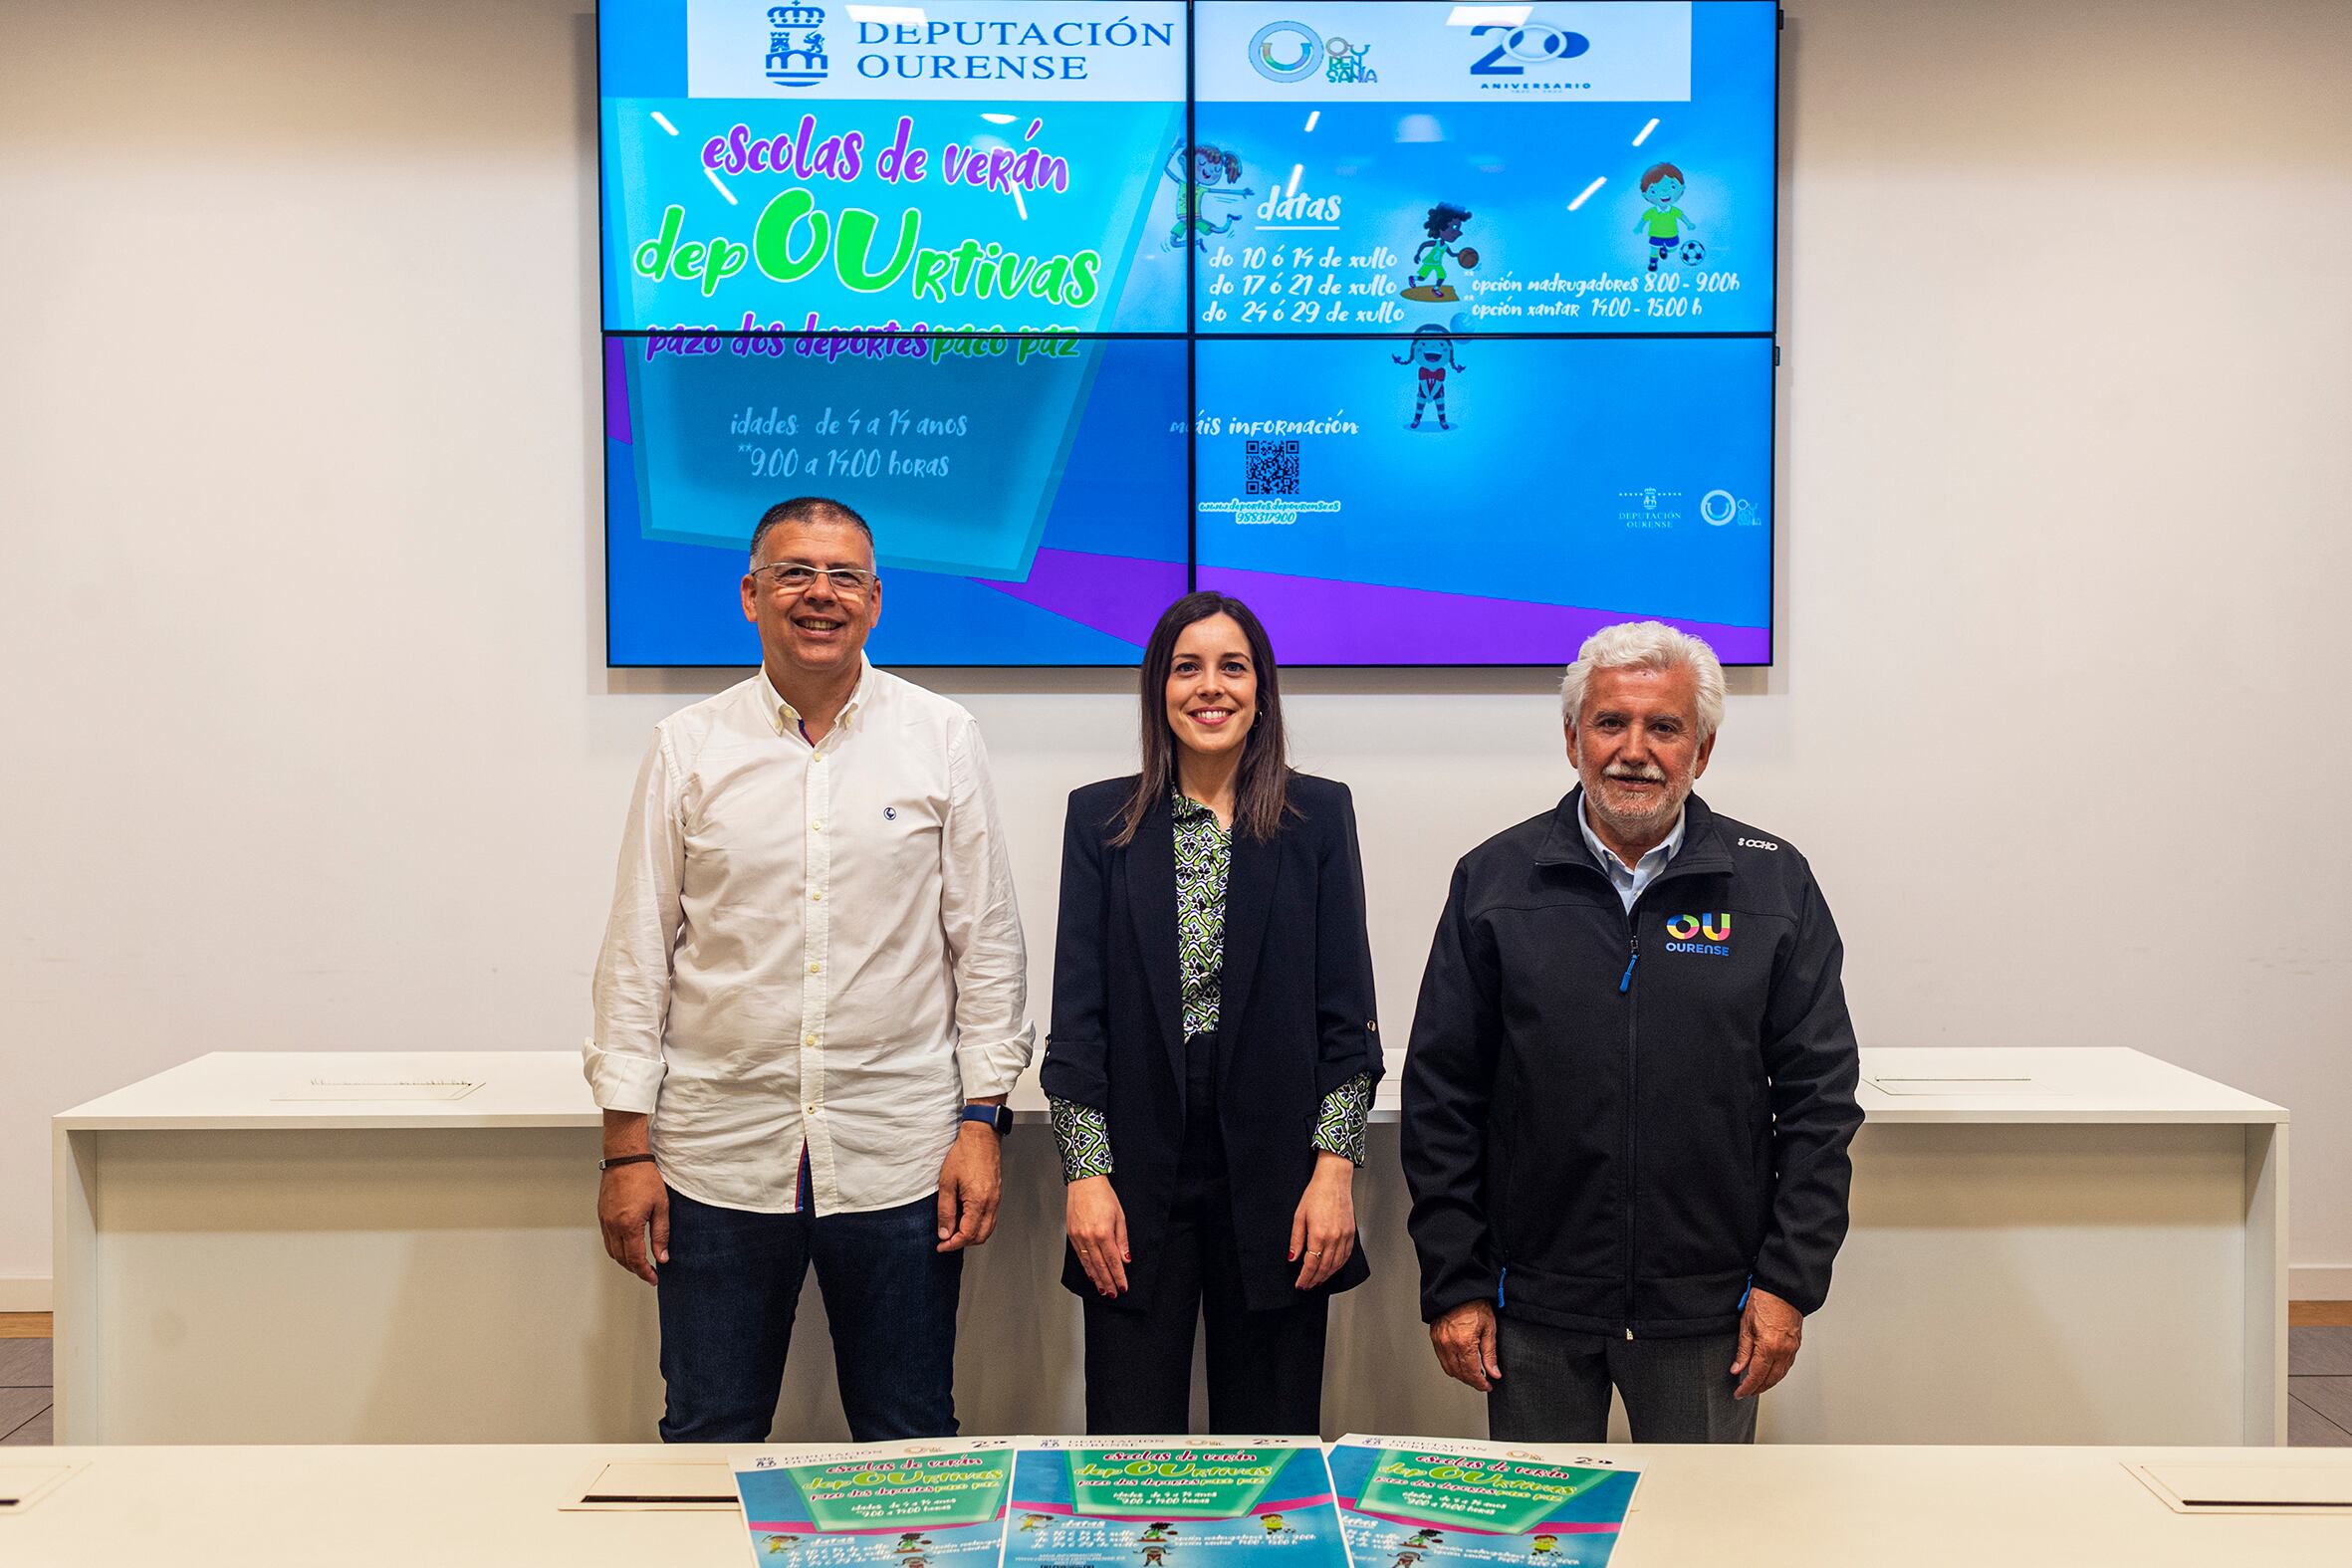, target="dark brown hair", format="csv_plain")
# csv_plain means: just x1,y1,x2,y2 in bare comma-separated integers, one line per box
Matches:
1112,592,1294,846
1639,161,1685,193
